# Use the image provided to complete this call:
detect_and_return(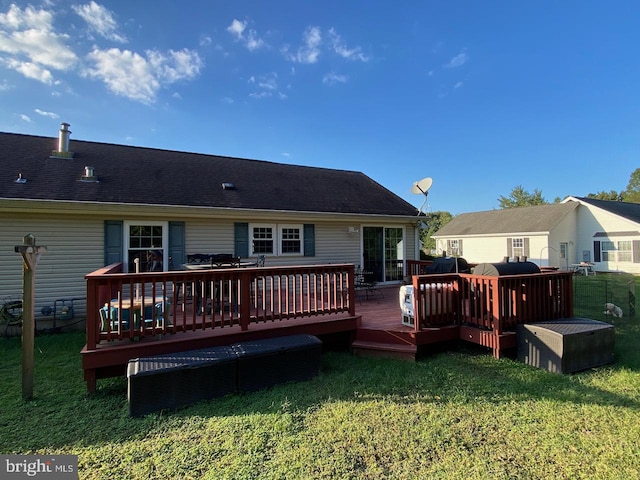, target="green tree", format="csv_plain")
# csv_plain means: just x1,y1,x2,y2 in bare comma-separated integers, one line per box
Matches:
622,168,640,203
587,190,623,201
420,211,453,255
498,185,548,209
